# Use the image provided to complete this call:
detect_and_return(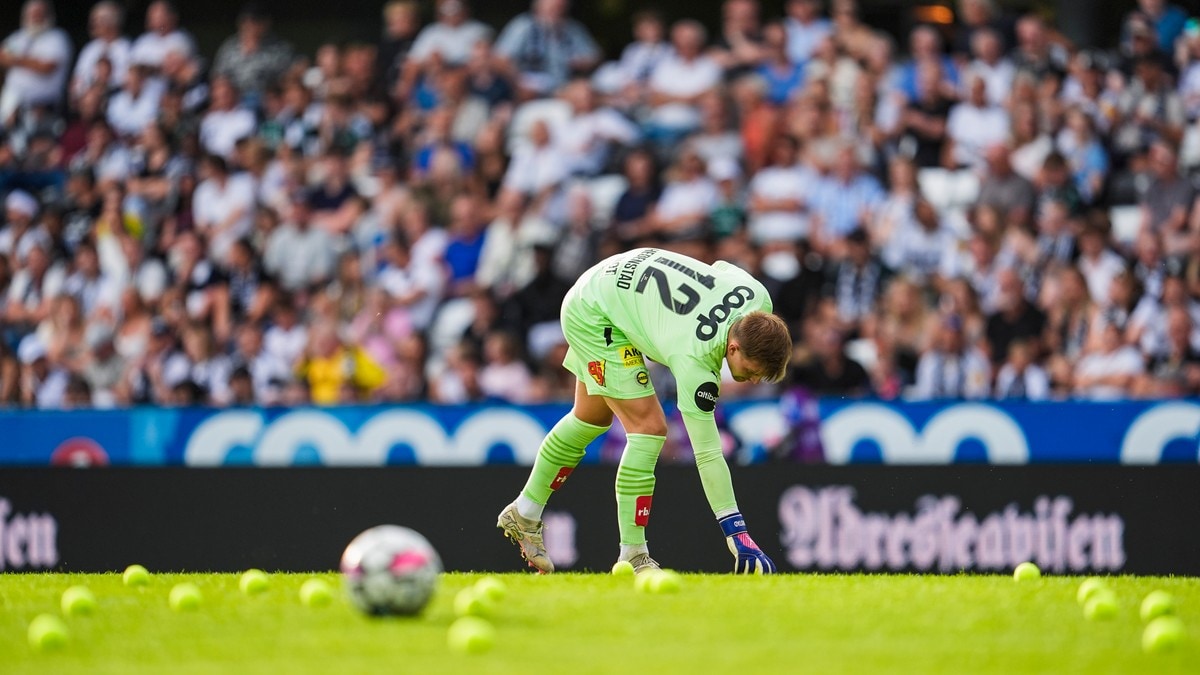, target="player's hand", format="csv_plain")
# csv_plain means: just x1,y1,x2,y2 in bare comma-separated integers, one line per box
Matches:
719,512,777,574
